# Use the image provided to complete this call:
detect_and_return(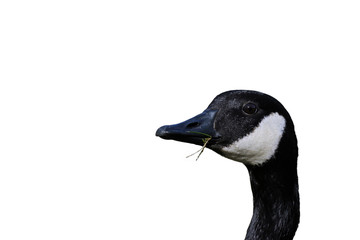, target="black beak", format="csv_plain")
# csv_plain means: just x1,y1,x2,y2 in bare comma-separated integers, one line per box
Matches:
156,109,221,146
